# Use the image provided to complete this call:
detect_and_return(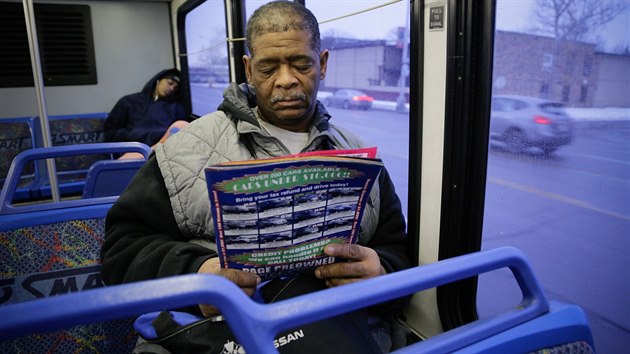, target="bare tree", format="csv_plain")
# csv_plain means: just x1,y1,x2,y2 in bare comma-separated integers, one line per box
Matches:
526,0,629,101
531,0,629,42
